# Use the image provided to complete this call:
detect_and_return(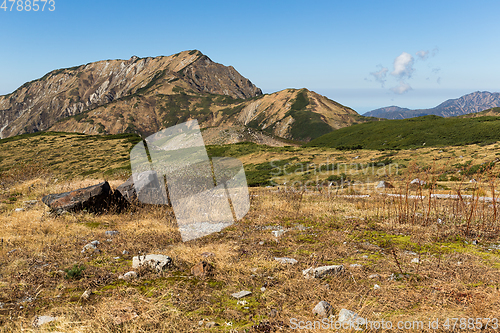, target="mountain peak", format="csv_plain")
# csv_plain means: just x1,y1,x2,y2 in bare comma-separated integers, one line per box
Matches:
364,91,500,119
0,50,261,138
